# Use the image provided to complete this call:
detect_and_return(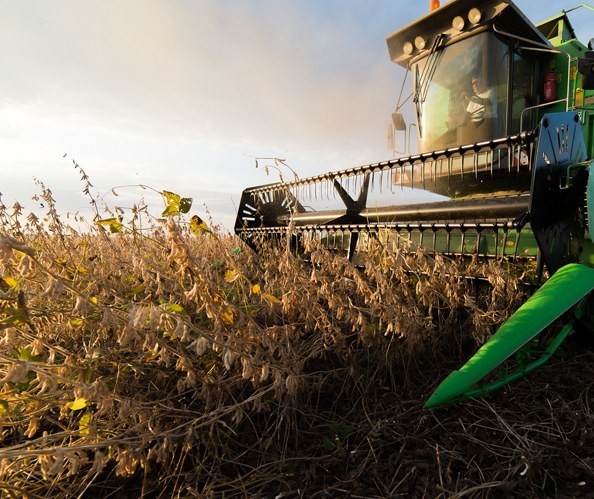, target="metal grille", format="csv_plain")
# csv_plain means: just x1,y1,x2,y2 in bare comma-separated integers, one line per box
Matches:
241,131,536,203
